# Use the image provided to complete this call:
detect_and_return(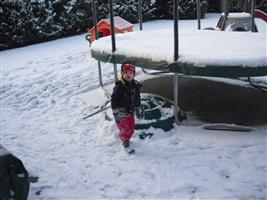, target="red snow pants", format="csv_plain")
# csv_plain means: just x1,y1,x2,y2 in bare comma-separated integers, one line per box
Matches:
116,114,135,142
